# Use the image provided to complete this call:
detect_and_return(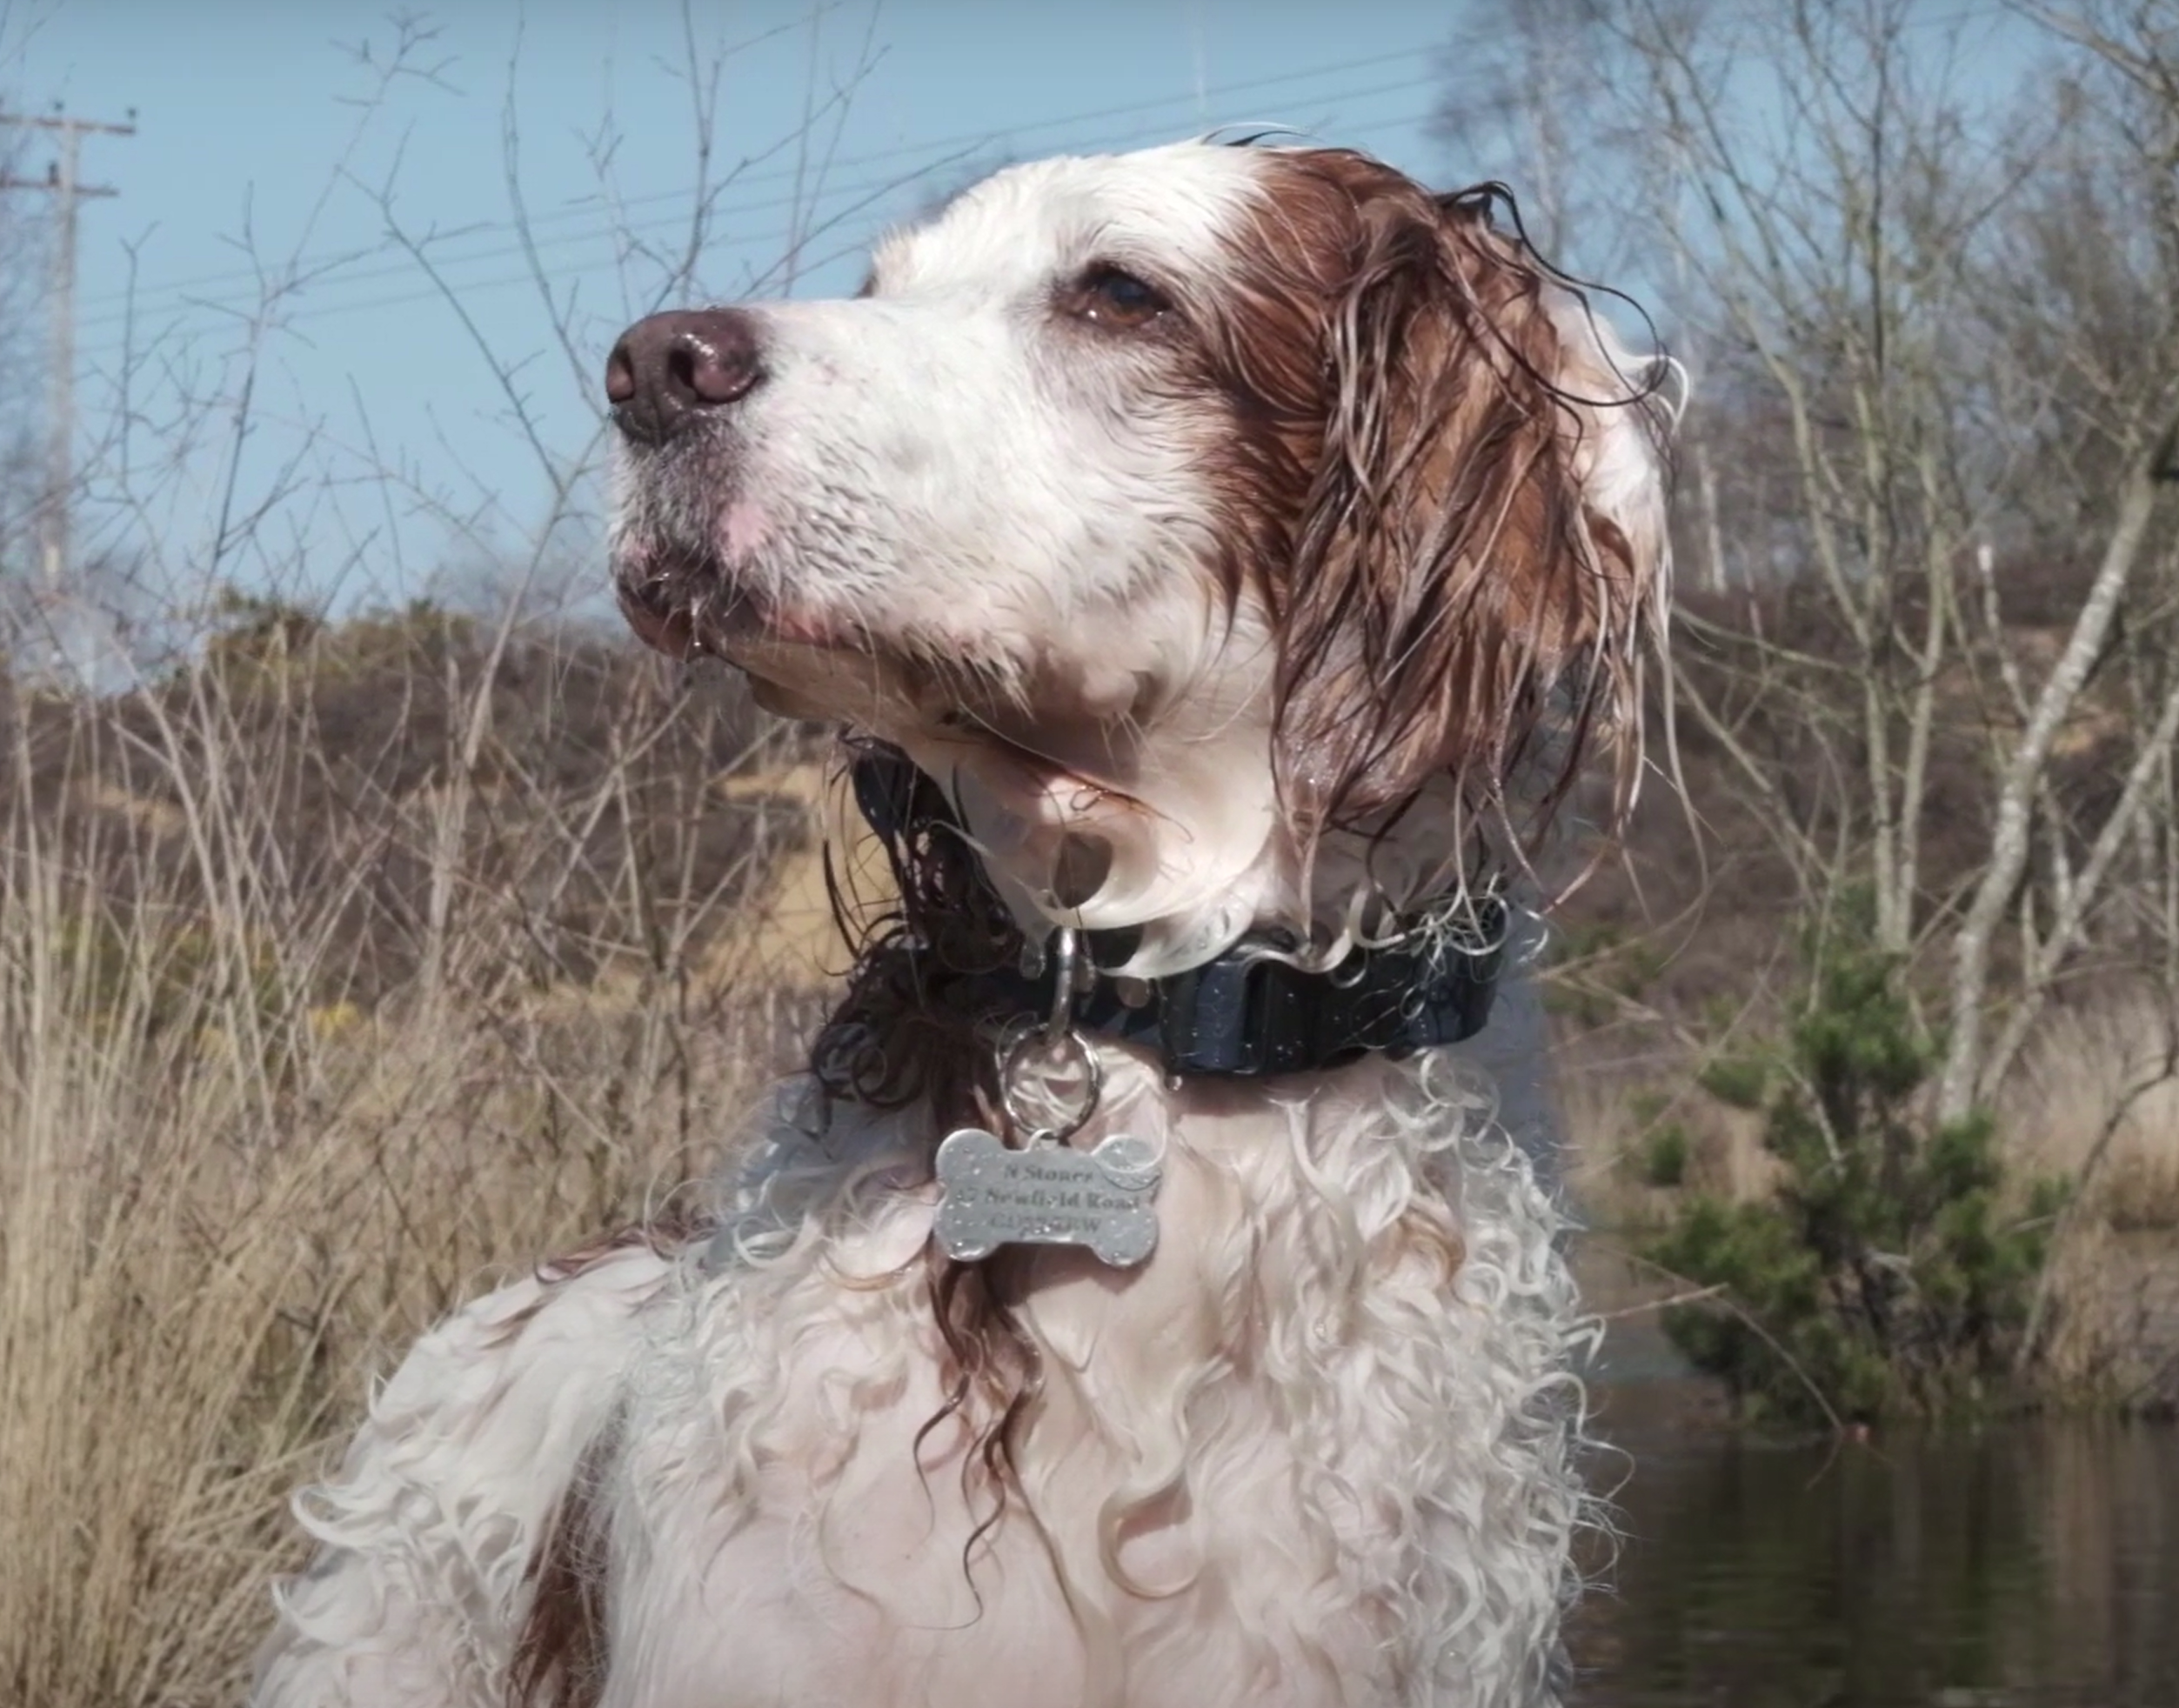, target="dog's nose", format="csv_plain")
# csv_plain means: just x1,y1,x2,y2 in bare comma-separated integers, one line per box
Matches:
605,309,766,446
